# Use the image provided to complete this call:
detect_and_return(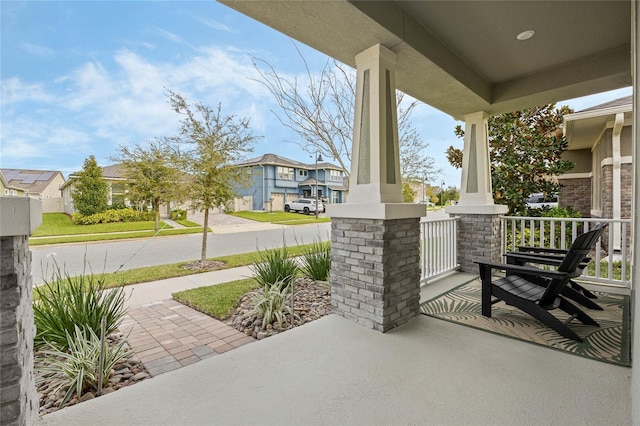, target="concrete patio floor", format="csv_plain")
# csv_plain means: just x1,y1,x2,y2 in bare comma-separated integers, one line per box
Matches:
39,272,631,425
